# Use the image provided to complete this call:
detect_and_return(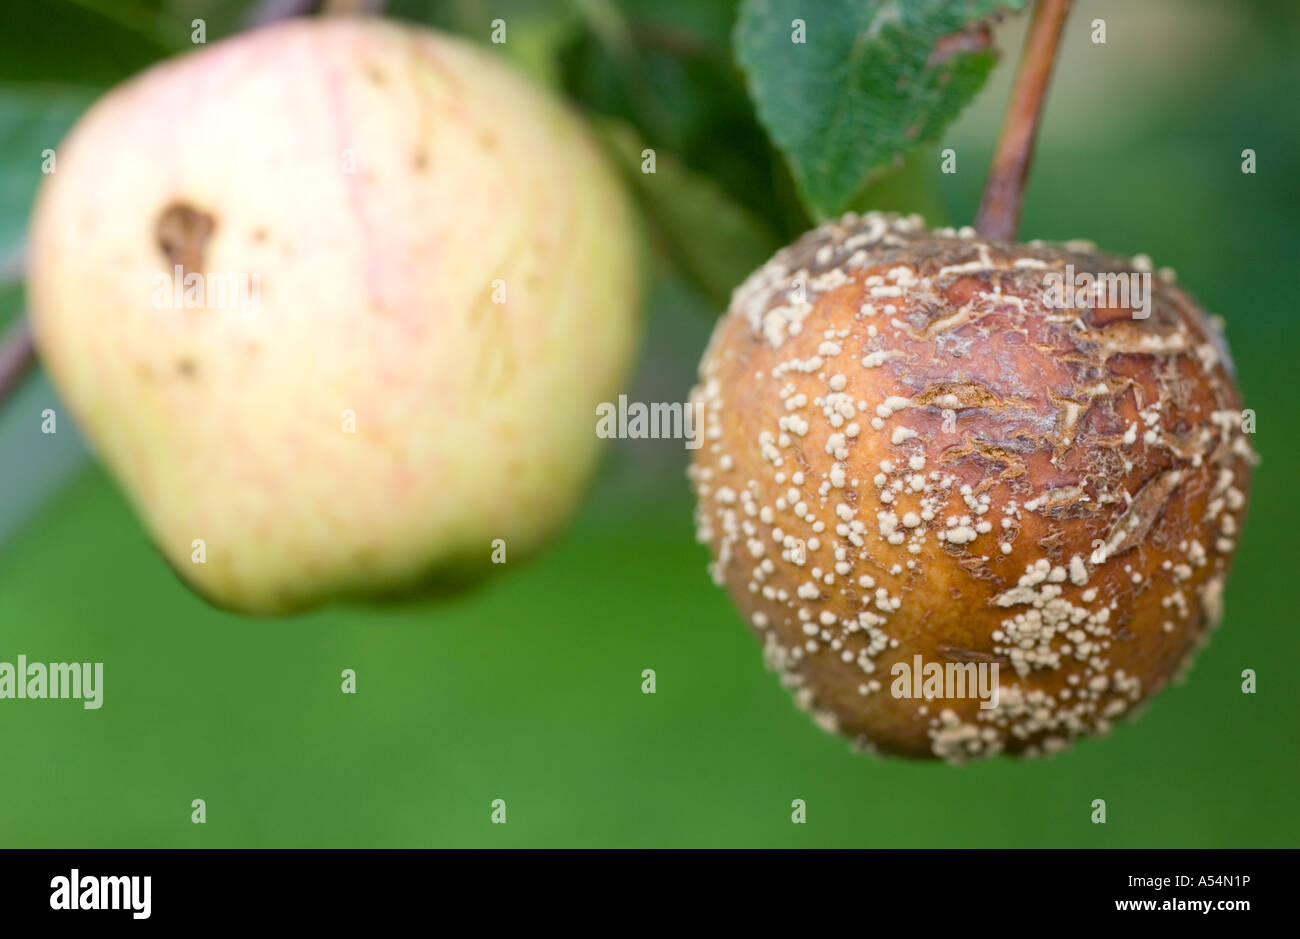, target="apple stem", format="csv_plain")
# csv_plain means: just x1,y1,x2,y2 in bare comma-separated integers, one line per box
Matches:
974,0,1072,242
242,0,321,28
318,0,385,15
